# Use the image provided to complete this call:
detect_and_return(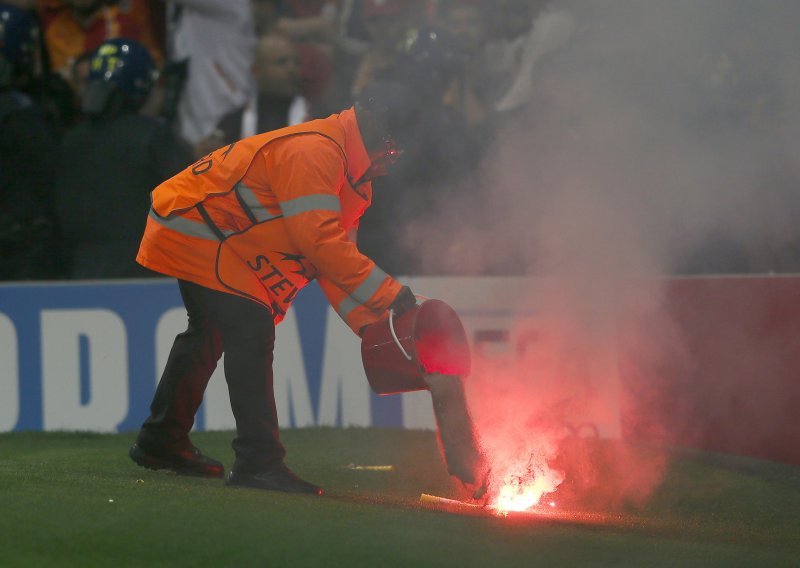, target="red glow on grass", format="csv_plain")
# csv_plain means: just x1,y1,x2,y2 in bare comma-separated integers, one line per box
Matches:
463,313,668,514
